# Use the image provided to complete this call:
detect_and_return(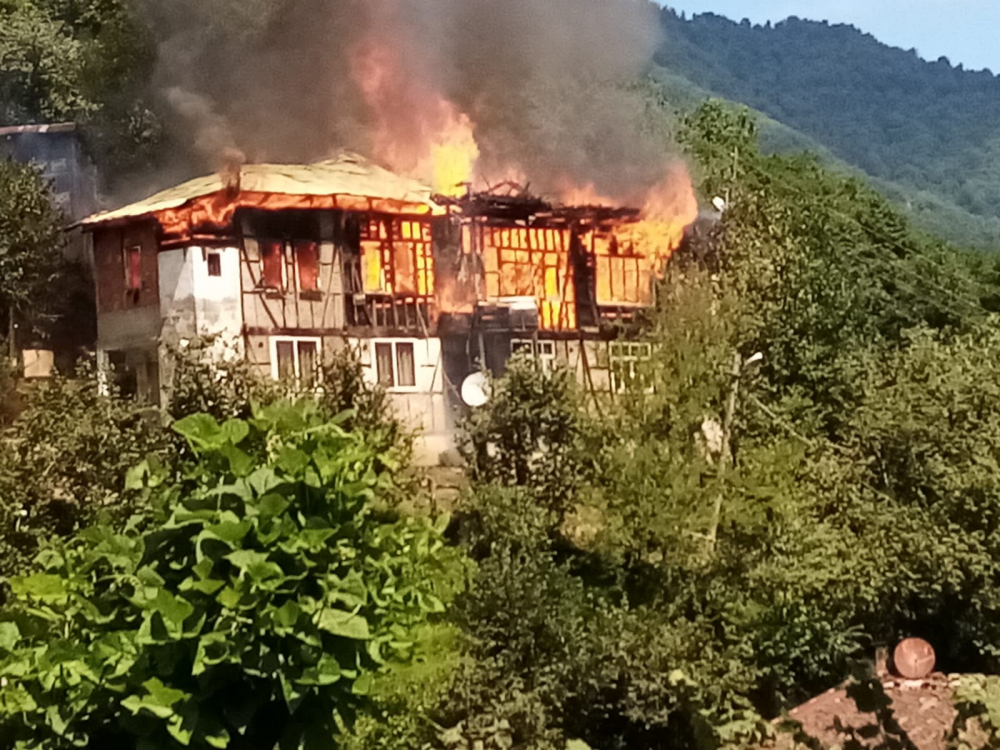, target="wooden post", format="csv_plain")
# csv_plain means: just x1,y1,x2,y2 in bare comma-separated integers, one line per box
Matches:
706,351,742,553
7,307,15,366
